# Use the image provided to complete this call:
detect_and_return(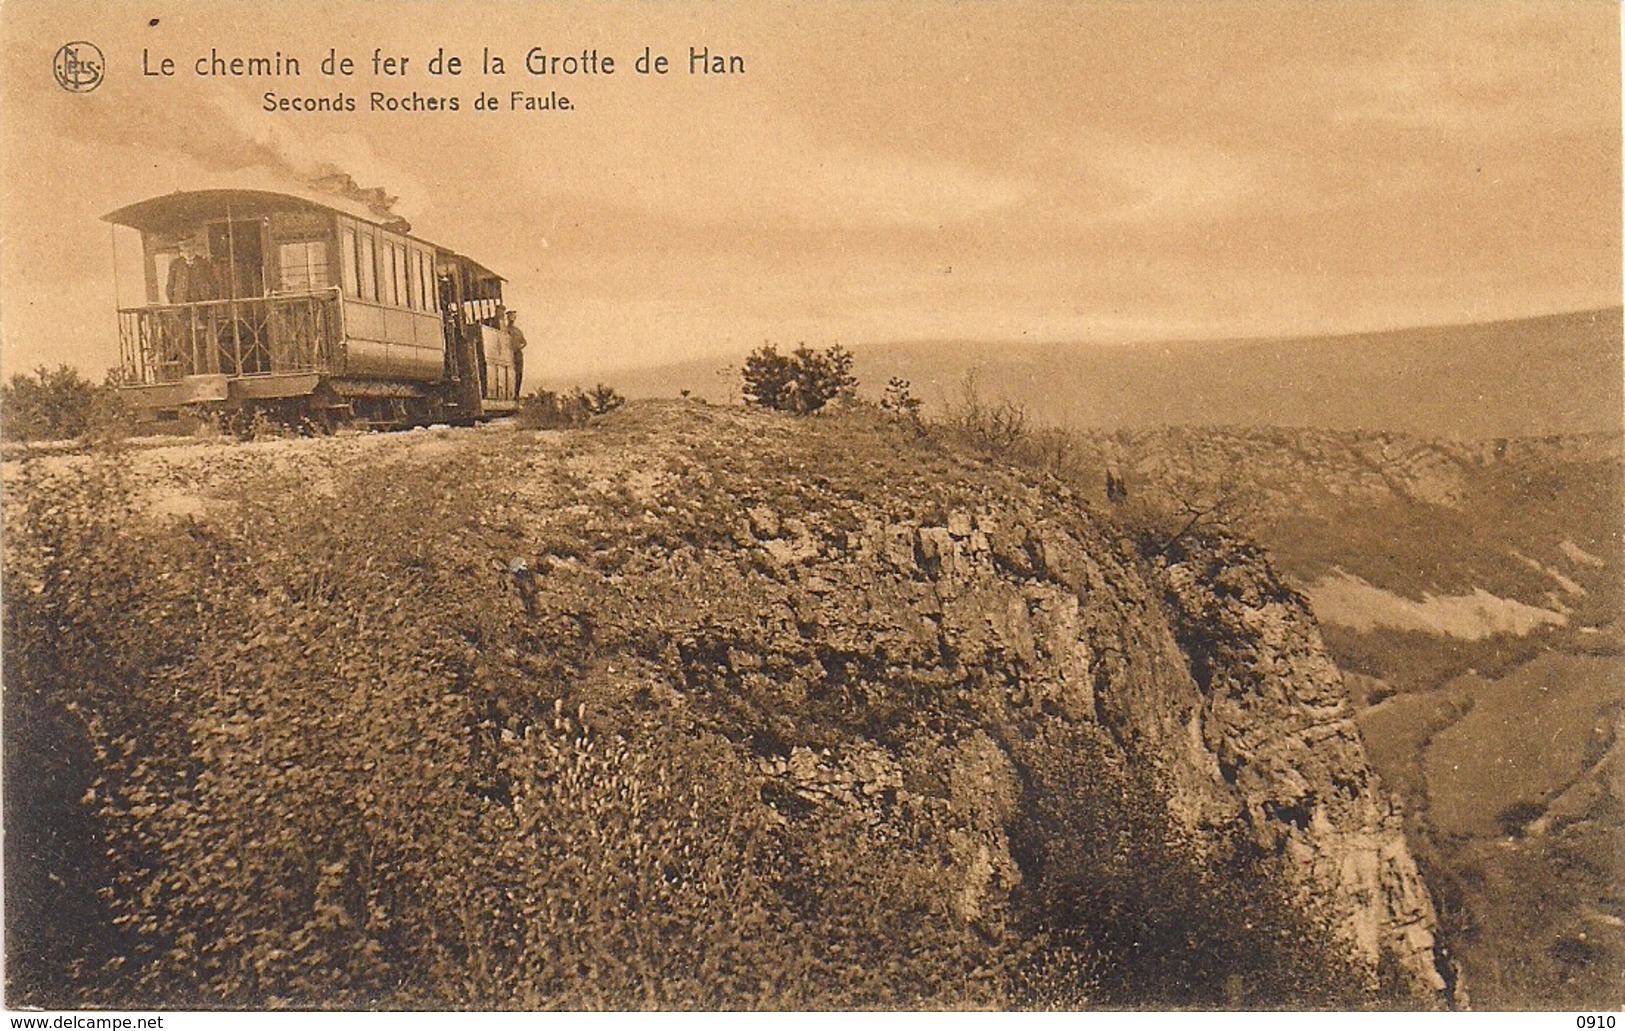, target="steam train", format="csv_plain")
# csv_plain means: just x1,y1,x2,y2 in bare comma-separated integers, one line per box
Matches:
106,188,521,427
